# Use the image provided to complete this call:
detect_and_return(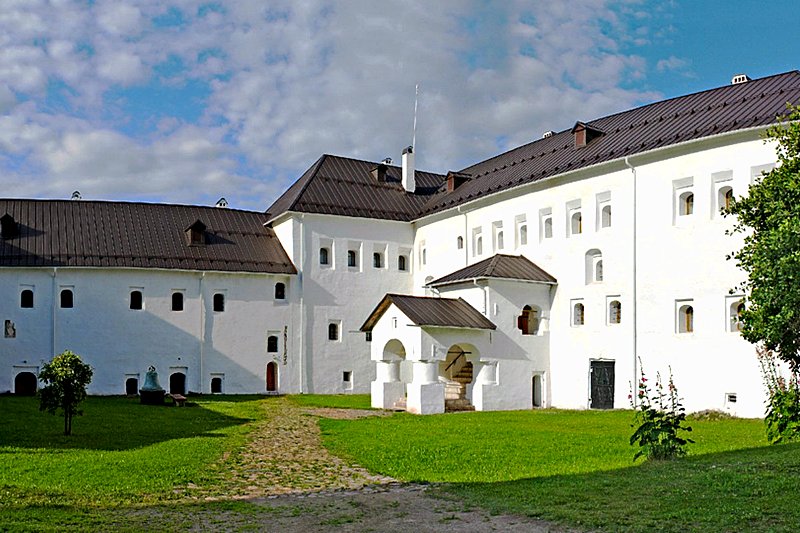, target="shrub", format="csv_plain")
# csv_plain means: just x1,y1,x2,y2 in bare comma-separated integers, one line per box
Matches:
758,346,800,444
629,361,693,461
39,350,93,436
